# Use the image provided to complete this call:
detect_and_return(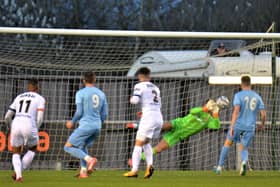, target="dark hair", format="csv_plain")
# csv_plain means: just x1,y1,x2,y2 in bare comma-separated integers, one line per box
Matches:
135,67,151,77
27,78,39,91
28,79,38,87
205,99,210,103
241,75,251,86
83,71,96,83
